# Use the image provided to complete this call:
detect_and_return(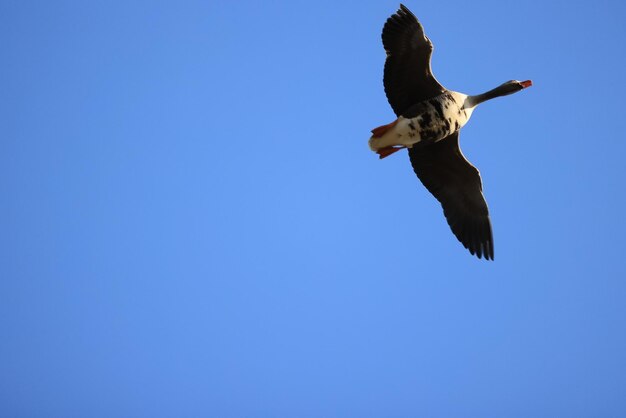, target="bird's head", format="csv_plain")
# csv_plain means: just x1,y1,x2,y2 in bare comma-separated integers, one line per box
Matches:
500,79,533,95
